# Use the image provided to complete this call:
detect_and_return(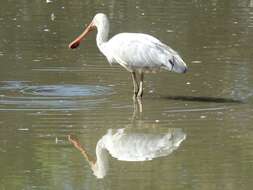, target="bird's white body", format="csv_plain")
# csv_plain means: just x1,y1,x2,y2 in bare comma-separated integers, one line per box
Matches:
69,13,187,97
101,33,186,73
